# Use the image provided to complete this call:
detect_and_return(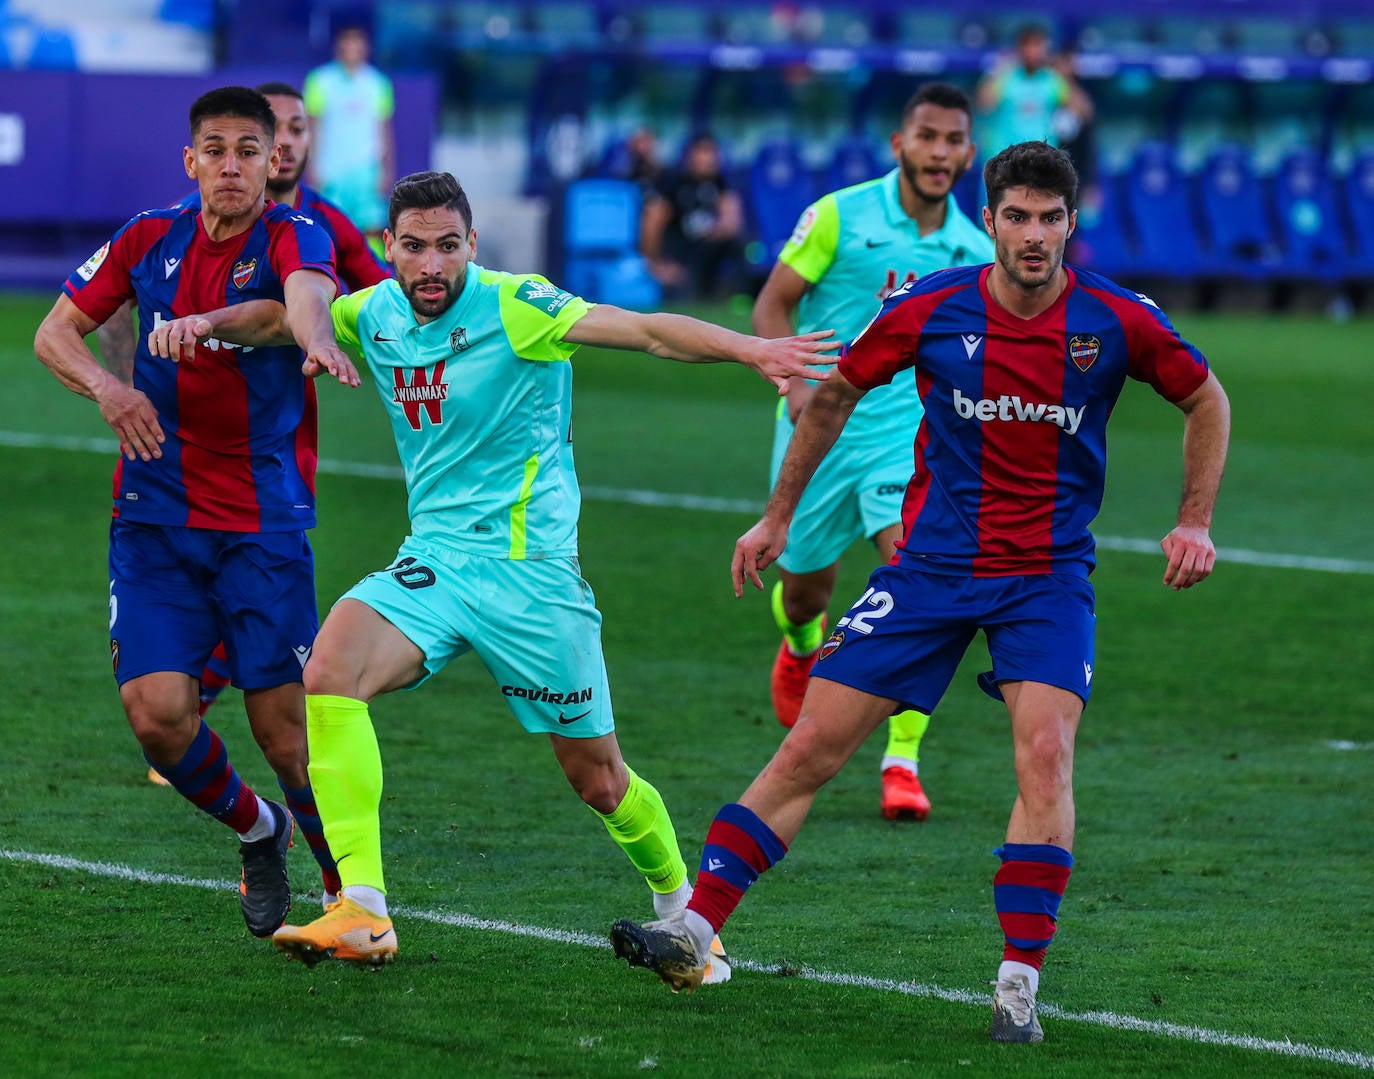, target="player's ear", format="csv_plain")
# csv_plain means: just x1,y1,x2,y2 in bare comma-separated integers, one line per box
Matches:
468,228,478,257
982,204,995,237
888,129,902,161
382,228,395,263
1066,207,1077,240
183,145,196,181
268,143,281,180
